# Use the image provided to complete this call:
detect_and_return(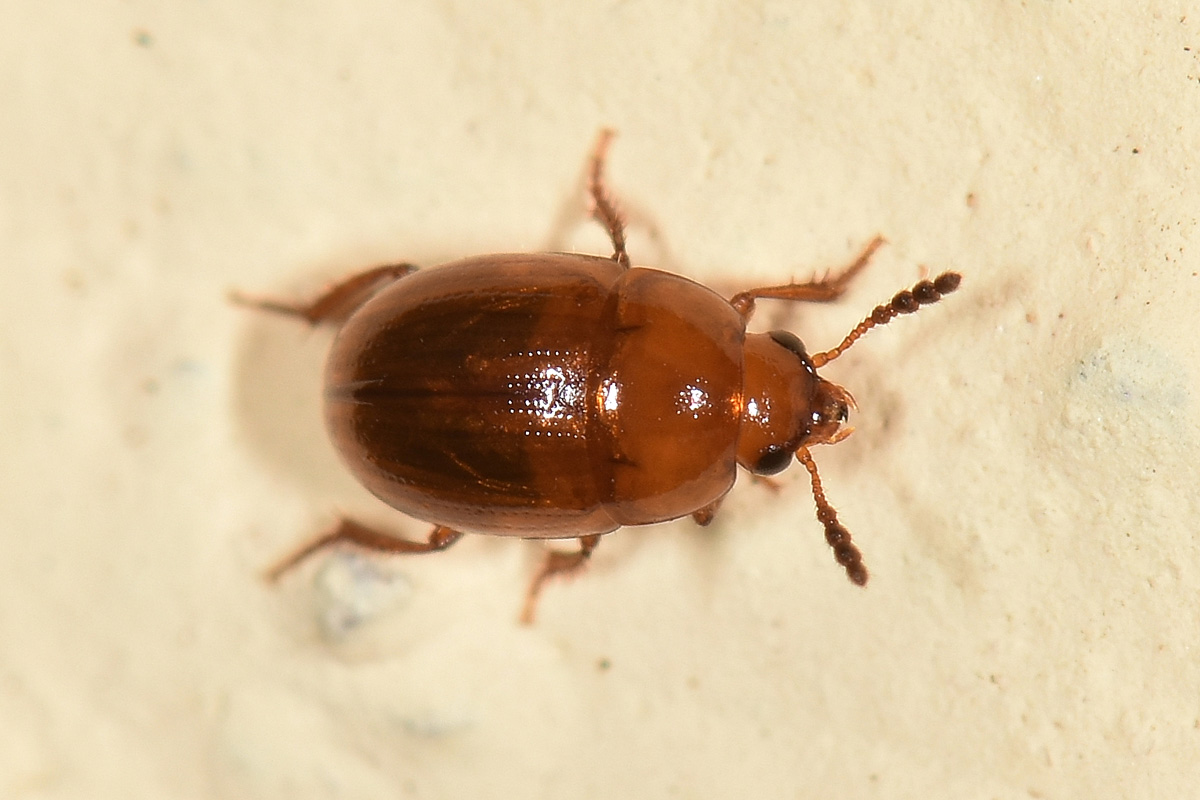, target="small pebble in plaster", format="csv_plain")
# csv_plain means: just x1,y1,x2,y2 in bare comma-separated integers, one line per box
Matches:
1066,340,1189,456
1072,342,1188,415
313,552,412,640
236,130,962,623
